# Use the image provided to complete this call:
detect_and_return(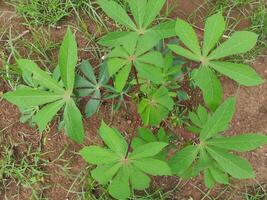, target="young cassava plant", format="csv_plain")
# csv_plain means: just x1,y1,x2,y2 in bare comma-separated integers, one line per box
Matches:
80,121,171,199
97,0,175,47
169,97,267,188
106,35,168,92
131,127,170,161
2,28,85,143
75,60,109,117
138,86,174,126
169,13,264,111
